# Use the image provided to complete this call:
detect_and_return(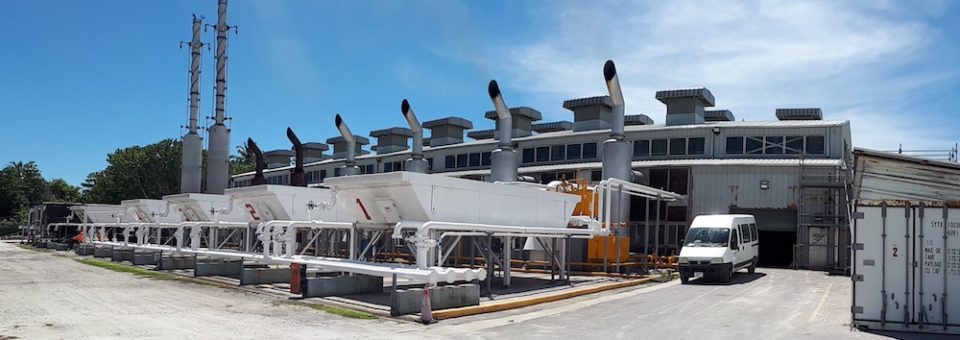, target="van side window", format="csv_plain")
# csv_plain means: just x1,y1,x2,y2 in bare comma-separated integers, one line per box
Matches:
743,224,752,242
730,229,740,248
750,223,758,242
